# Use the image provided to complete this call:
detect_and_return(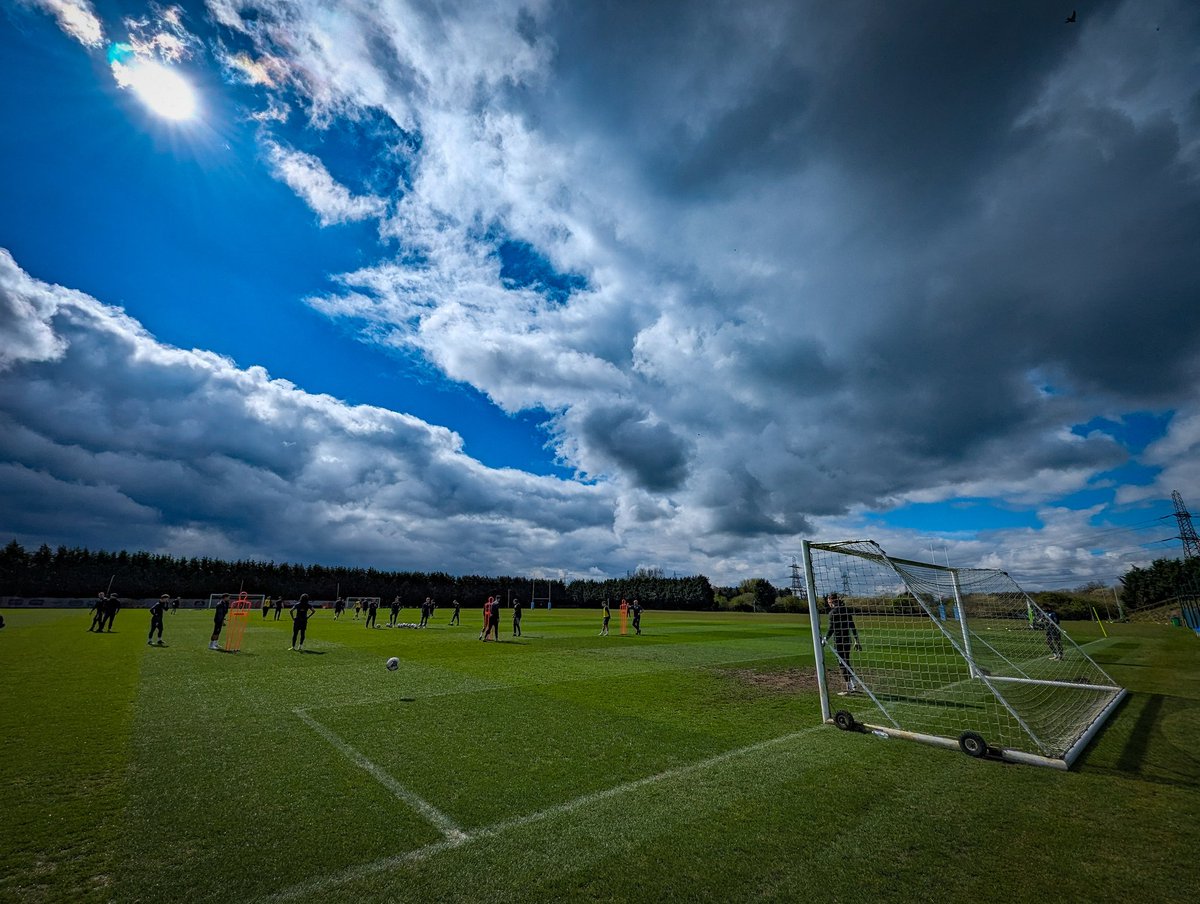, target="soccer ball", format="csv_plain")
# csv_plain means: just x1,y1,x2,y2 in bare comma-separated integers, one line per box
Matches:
386,656,399,671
